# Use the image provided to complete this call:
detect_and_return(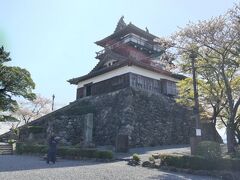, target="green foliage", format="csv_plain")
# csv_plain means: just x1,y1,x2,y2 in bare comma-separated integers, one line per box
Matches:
95,151,113,159
58,148,113,159
57,147,97,158
16,143,47,154
13,128,20,136
195,141,221,159
132,153,140,162
28,126,44,134
0,46,36,122
7,139,16,145
15,143,113,159
230,146,240,159
159,154,240,171
176,78,194,107
148,156,155,162
173,4,240,152
160,154,186,168
235,146,240,159
176,77,223,120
